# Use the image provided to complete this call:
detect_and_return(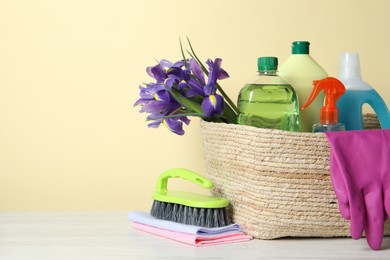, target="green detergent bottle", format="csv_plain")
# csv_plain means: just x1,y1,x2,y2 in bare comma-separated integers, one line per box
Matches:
237,57,299,131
